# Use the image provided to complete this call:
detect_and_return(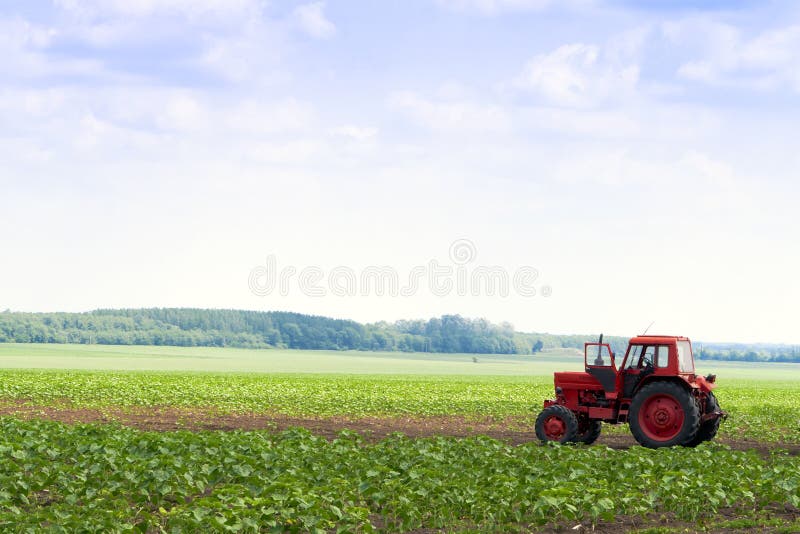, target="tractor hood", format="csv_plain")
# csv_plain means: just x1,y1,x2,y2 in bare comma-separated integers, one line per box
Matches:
554,371,603,391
